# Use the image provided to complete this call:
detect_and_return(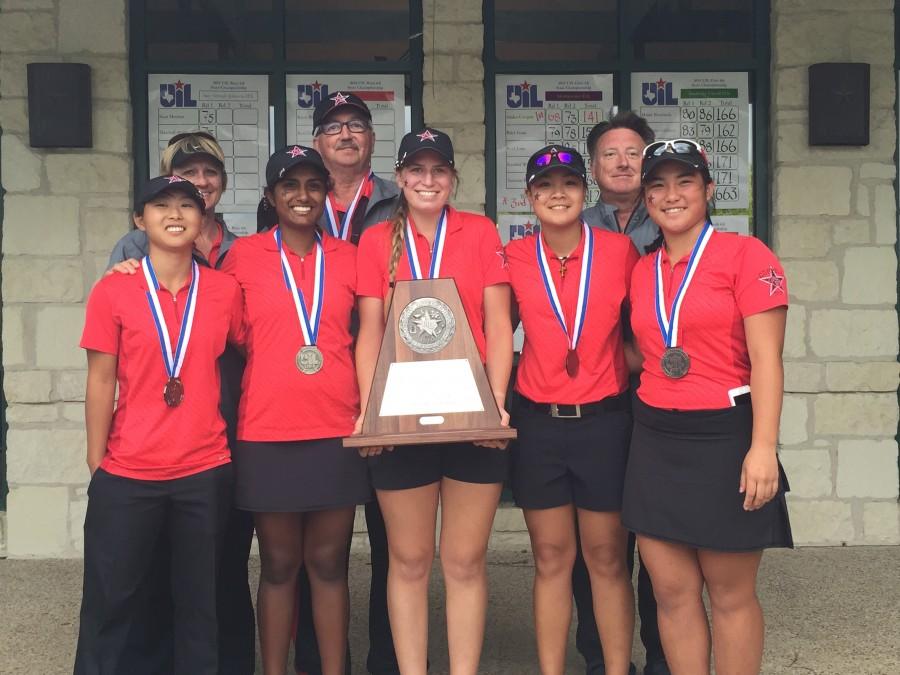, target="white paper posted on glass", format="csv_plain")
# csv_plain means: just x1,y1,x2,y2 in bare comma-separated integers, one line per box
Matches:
379,360,485,417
